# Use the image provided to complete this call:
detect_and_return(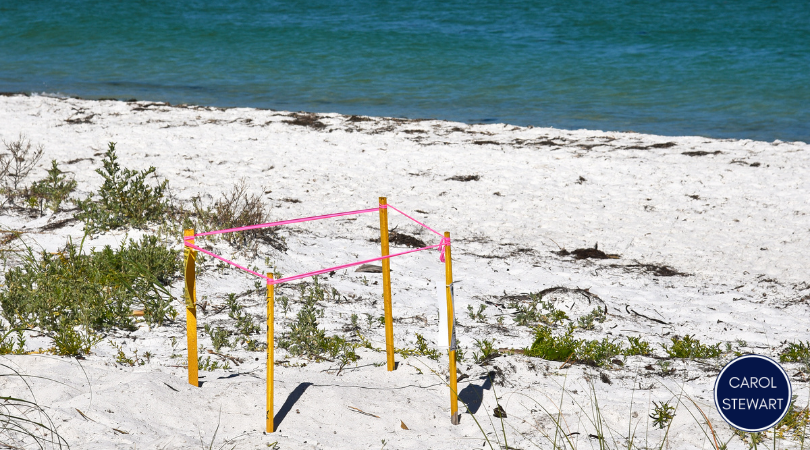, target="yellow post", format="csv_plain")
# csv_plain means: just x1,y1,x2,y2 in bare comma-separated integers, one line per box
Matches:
183,229,199,387
444,232,459,425
379,197,395,371
266,273,275,433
